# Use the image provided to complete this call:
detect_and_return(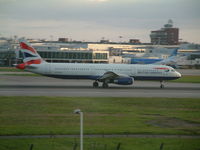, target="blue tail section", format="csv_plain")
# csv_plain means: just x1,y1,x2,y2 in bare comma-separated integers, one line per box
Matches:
170,48,179,57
